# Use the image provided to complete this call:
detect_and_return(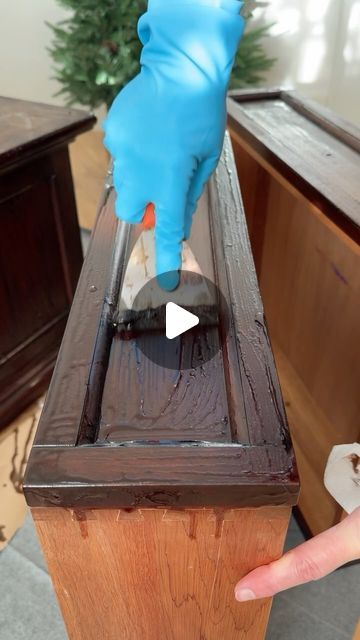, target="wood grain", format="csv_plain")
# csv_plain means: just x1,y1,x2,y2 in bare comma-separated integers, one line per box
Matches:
31,186,116,446
24,443,298,509
22,105,297,640
210,133,290,449
282,90,360,153
24,134,297,509
100,329,230,443
227,93,360,238
0,97,96,171
235,146,360,532
272,344,341,534
32,505,291,640
228,90,359,534
98,188,231,445
259,175,360,441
